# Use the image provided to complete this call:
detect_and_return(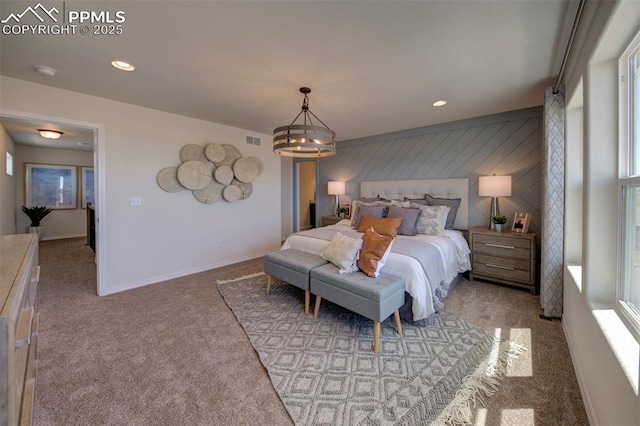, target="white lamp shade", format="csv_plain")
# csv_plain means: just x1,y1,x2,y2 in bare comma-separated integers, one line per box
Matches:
328,181,345,195
479,175,512,197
